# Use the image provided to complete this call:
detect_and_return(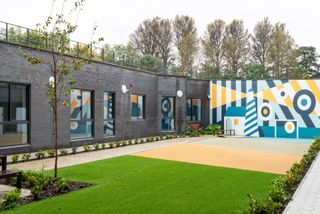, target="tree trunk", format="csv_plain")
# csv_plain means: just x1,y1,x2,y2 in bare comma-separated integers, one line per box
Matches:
54,83,58,178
